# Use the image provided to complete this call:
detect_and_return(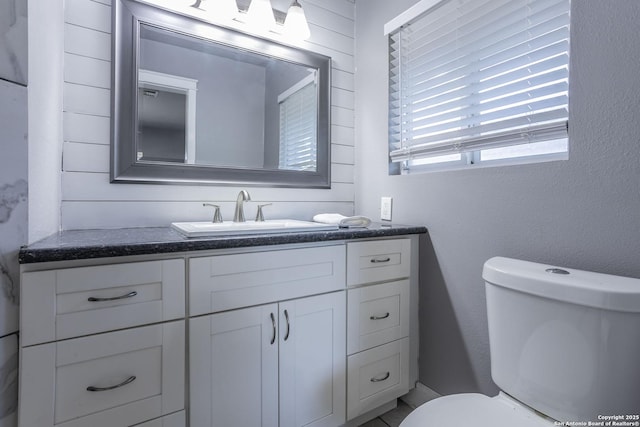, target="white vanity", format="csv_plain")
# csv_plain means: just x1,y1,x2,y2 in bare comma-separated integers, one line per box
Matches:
18,225,424,427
